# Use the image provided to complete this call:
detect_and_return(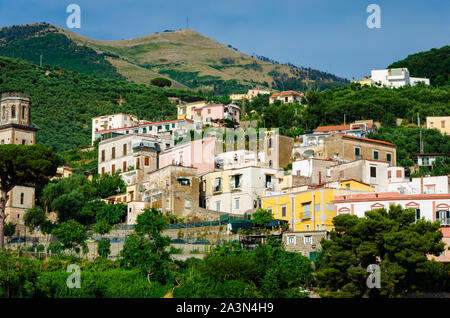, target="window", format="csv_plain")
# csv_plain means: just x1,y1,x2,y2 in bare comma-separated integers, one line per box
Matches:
326,203,334,211
21,139,26,145
216,201,221,212
101,150,105,162
123,161,127,172
158,126,162,131
11,105,16,118
235,198,240,209
306,224,310,231
267,207,272,215
22,105,26,119
207,109,211,114
184,199,192,209
281,205,287,218
396,170,402,178
149,126,152,131
268,138,272,148
142,127,147,134
373,151,379,160
370,166,377,178
112,147,116,159
234,174,241,188
436,211,450,225
136,158,140,169
315,203,320,212
386,153,392,163
287,236,296,245
123,144,127,156
354,147,361,159
1,106,5,119
303,203,311,219
145,156,150,166
442,121,446,128
20,193,24,205
165,125,170,130
304,236,312,244
214,178,221,192
111,164,115,174
101,167,105,176
388,171,391,178
415,209,421,222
